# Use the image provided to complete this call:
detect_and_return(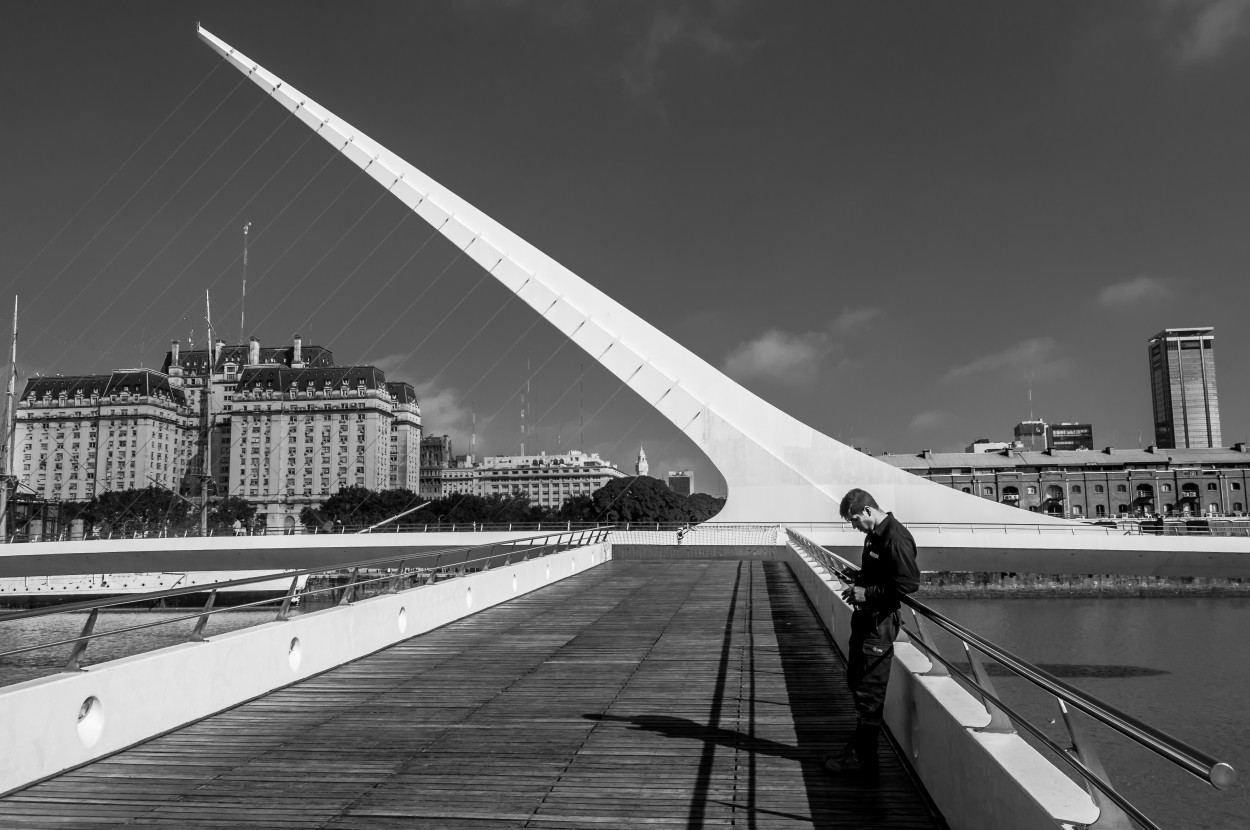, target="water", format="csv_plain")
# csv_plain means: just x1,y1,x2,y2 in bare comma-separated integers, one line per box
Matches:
924,597,1249,830
0,603,330,687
